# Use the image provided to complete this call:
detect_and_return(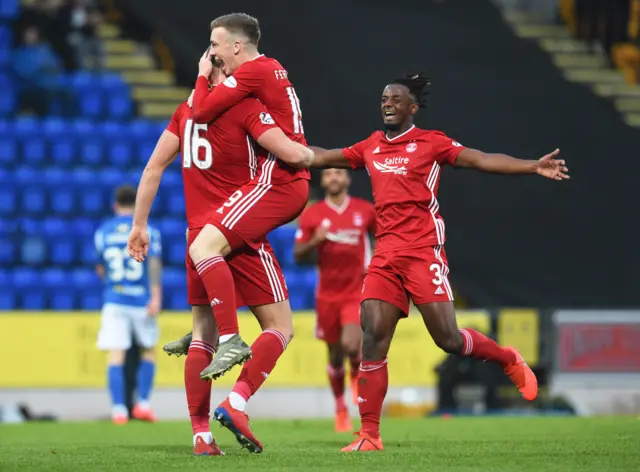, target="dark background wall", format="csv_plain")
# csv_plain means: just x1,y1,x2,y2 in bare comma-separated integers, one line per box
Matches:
118,0,638,307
